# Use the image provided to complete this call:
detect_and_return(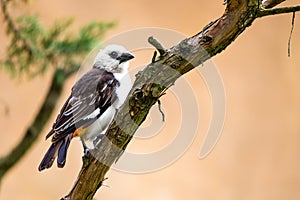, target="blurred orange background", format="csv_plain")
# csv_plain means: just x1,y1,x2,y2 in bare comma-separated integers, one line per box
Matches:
1,0,300,199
